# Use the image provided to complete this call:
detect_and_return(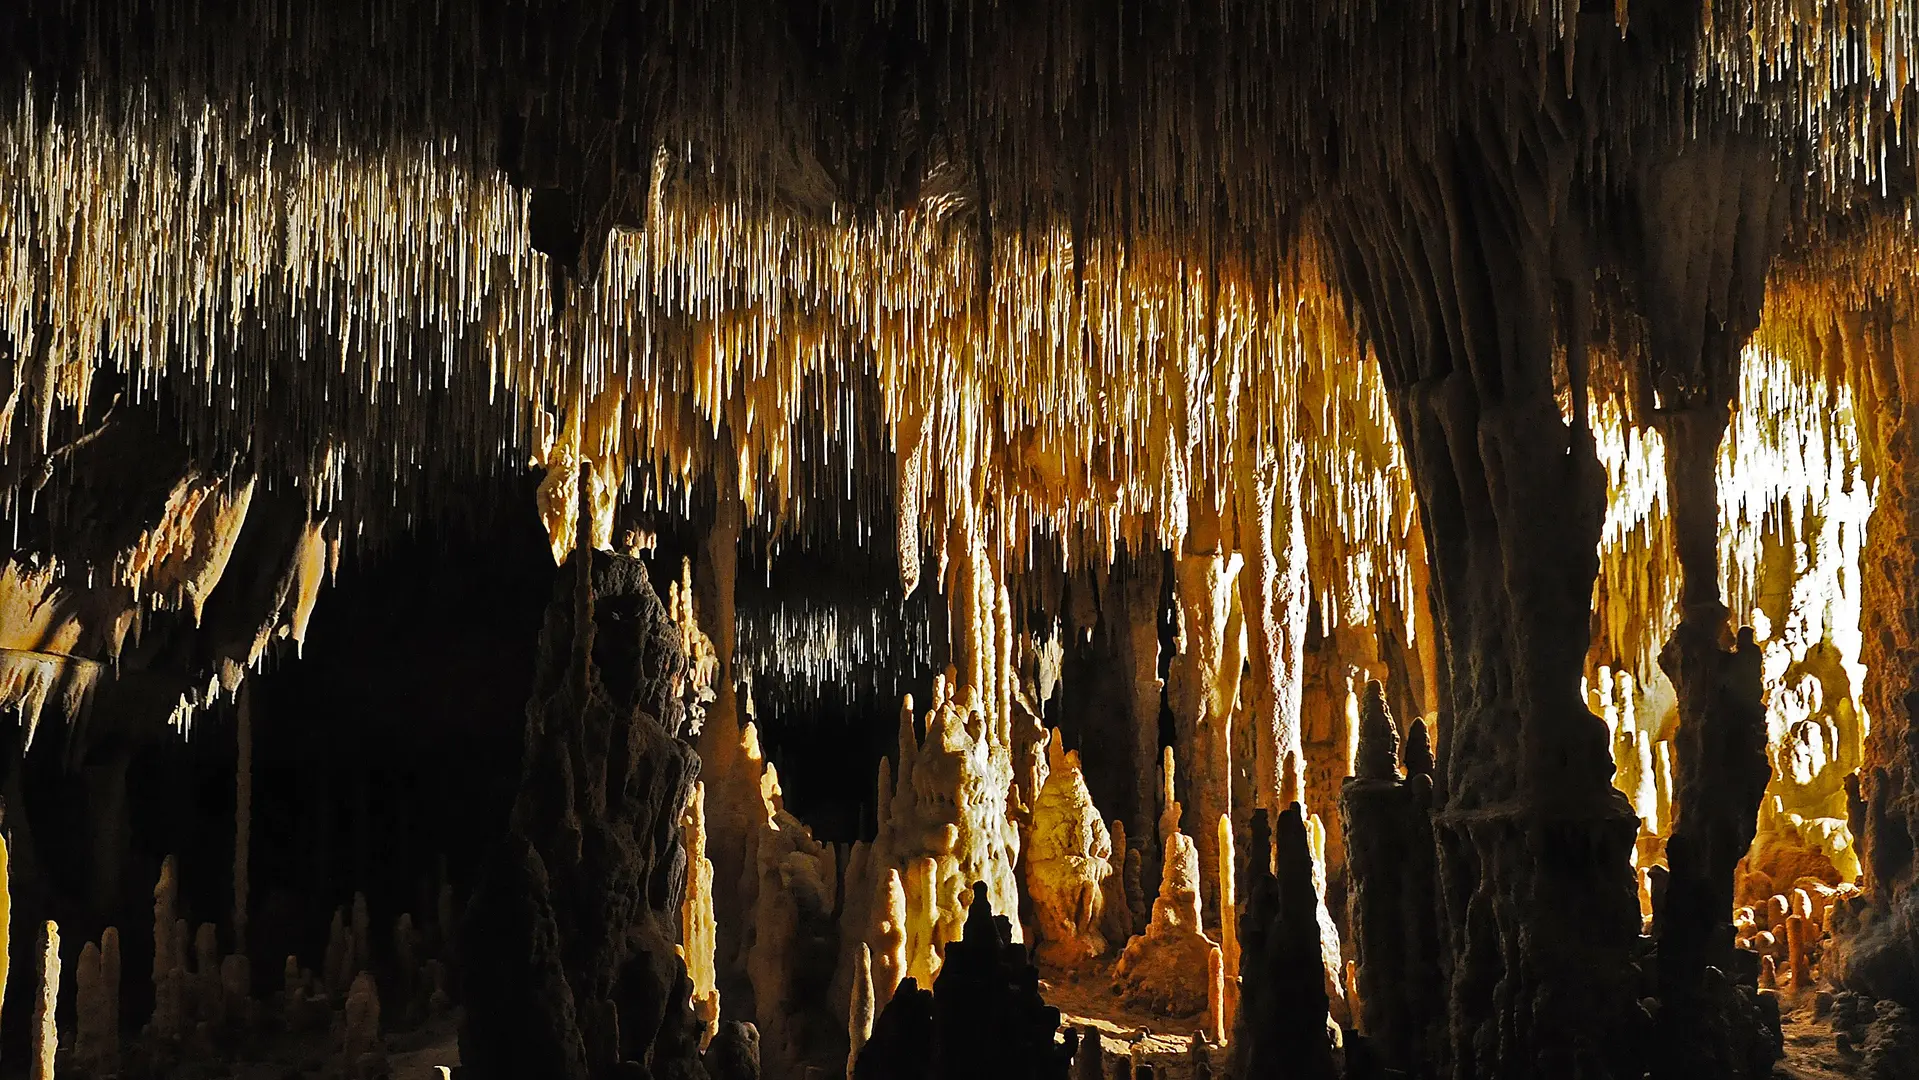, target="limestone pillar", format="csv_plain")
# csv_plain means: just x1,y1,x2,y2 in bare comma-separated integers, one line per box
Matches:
1168,515,1245,921
694,483,751,992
